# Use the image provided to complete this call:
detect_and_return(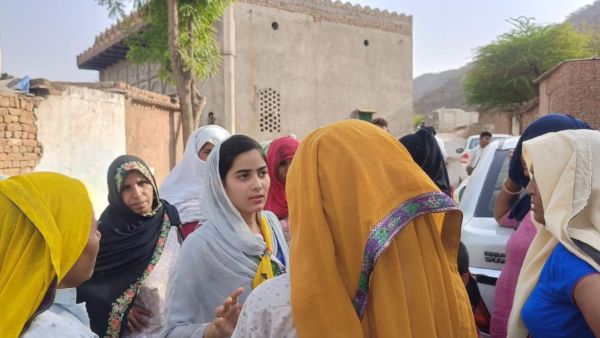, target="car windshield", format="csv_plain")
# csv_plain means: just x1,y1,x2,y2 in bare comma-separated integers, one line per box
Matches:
468,136,507,151
468,138,479,149
474,148,511,218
